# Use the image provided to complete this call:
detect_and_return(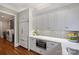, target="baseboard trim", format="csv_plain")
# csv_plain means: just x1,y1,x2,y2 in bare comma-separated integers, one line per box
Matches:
30,49,40,55
14,43,19,47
